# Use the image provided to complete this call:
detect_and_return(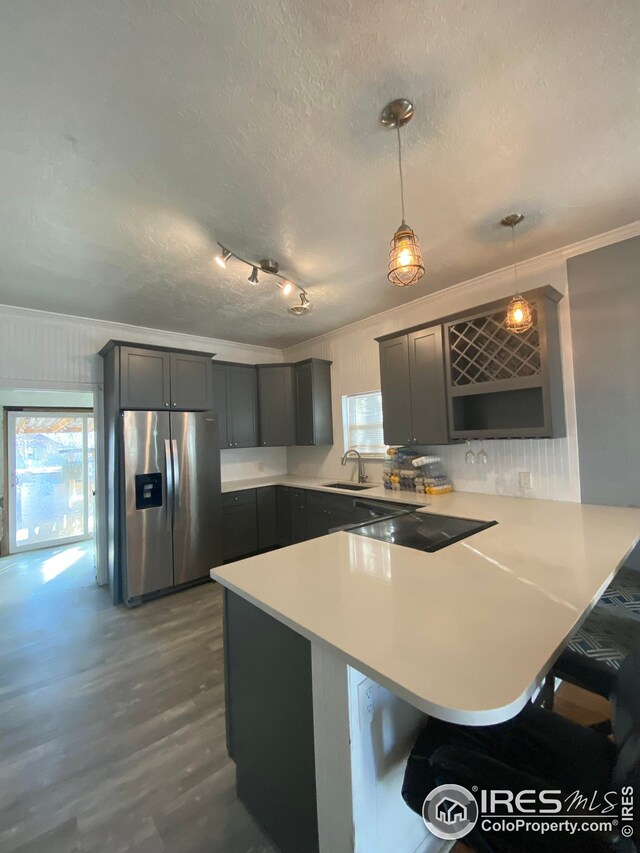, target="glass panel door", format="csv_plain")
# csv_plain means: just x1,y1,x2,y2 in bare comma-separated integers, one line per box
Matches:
7,411,95,553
